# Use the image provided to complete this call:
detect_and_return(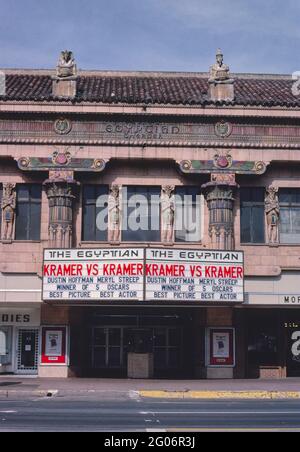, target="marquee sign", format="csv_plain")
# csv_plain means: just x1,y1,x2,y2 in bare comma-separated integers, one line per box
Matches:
43,248,244,304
